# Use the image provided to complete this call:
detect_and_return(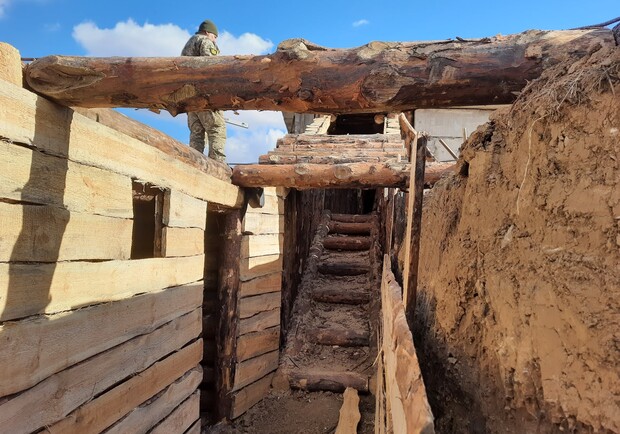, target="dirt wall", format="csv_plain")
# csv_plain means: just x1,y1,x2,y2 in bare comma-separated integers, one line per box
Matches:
413,44,619,433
